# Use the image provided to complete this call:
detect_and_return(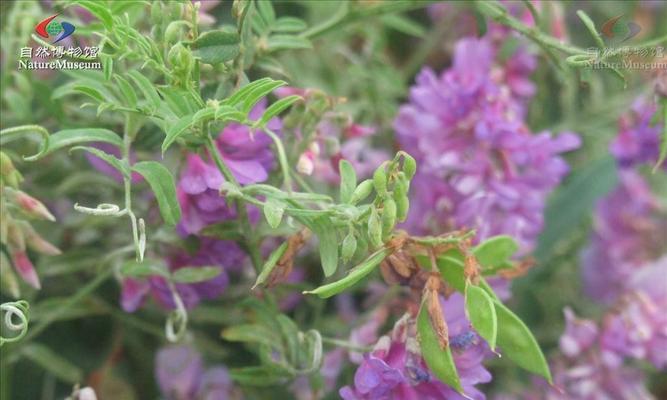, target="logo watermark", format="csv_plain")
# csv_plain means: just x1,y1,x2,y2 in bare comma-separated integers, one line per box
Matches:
35,14,76,44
